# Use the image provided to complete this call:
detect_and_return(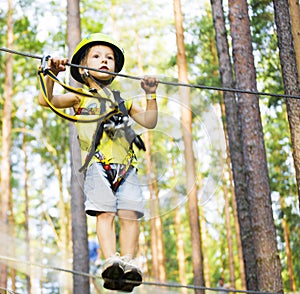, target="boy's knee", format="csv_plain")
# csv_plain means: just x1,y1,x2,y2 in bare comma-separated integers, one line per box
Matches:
118,210,139,221
96,212,116,222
